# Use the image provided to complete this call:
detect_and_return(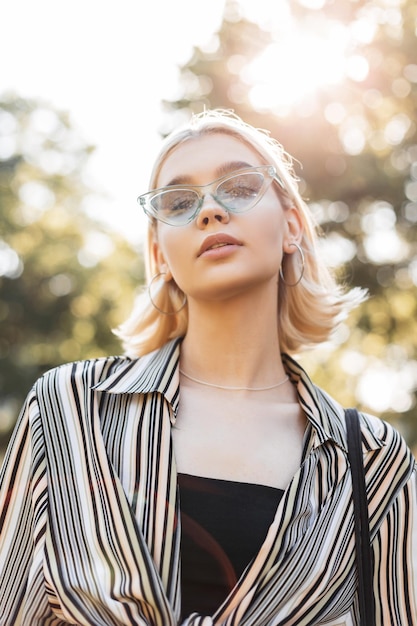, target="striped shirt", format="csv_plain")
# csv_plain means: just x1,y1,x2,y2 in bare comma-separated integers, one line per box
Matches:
0,338,416,625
